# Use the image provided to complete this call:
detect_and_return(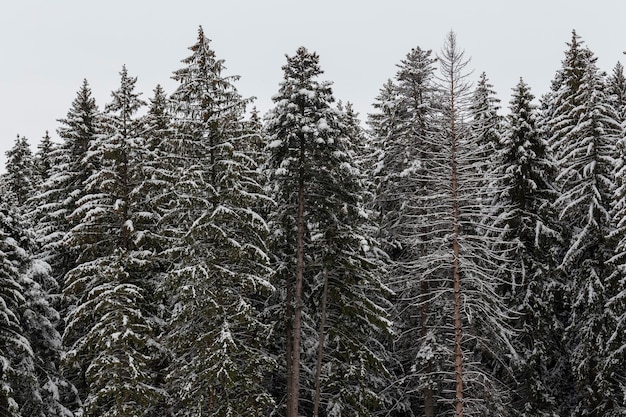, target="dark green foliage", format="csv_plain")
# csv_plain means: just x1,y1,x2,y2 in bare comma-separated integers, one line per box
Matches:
3,135,36,209
61,67,164,417
30,79,101,286
34,131,55,187
0,201,75,417
161,27,275,416
492,79,566,417
266,46,391,417
8,25,626,417
547,31,625,417
367,47,446,417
